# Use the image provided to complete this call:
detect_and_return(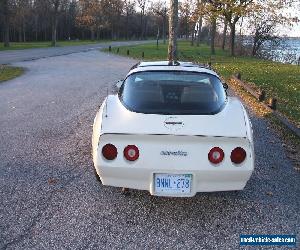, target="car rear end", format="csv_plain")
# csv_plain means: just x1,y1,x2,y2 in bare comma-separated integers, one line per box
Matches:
94,133,254,197
92,64,254,197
